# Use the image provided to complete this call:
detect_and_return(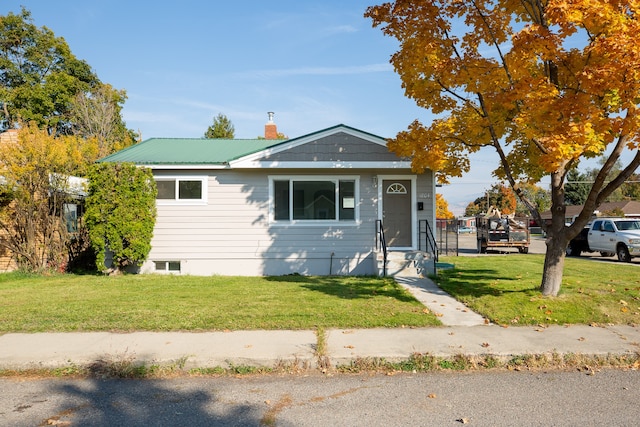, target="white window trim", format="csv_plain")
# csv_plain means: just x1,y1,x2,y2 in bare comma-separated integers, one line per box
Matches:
153,260,181,273
268,175,361,226
155,176,208,206
376,174,418,250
